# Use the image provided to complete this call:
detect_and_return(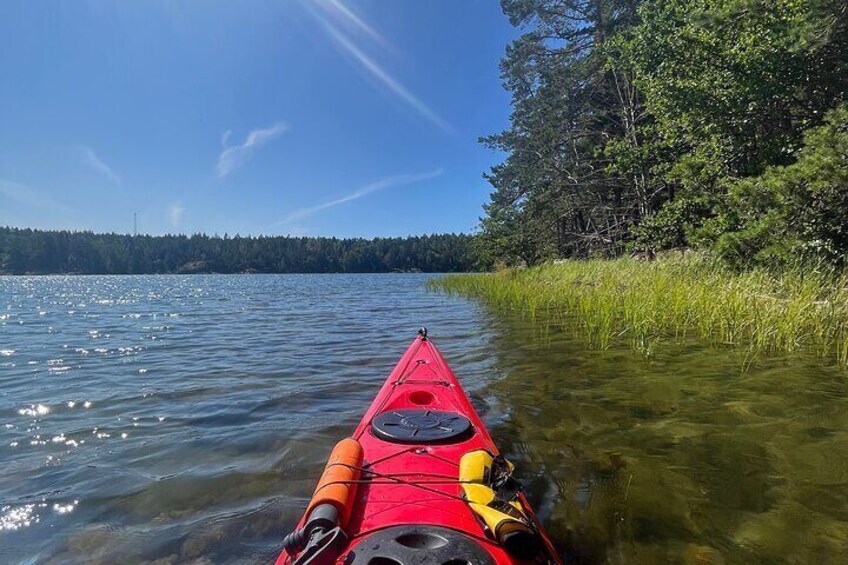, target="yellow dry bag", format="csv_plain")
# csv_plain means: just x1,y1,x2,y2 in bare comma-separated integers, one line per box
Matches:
459,450,540,559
